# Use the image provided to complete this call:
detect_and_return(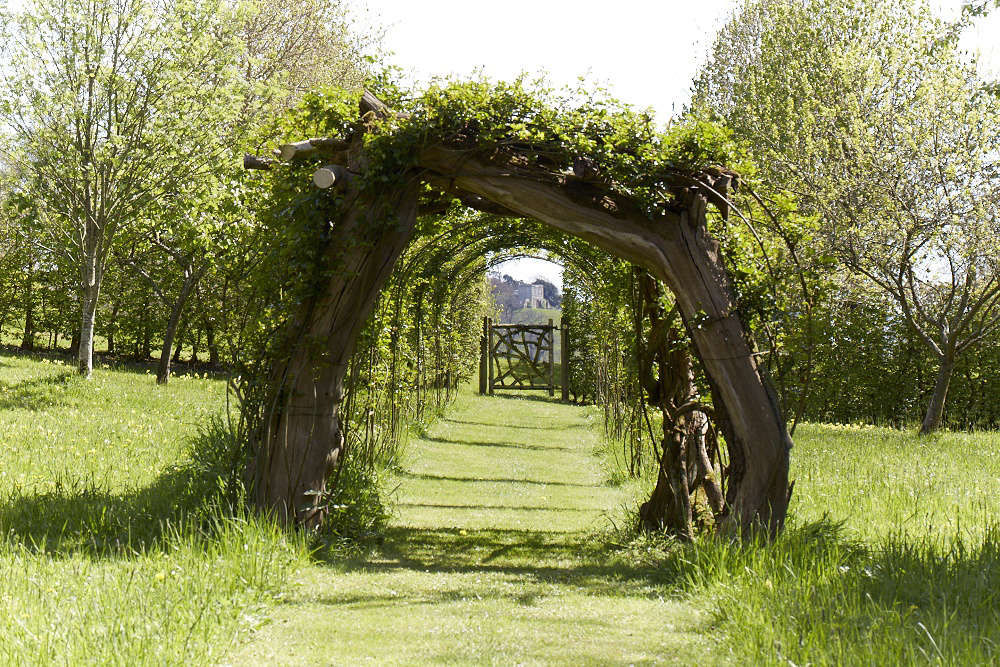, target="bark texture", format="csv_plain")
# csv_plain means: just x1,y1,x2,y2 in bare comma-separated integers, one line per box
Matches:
20,274,34,351
635,272,694,536
78,291,98,378
249,187,420,527
418,148,792,537
156,266,204,385
920,354,955,434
